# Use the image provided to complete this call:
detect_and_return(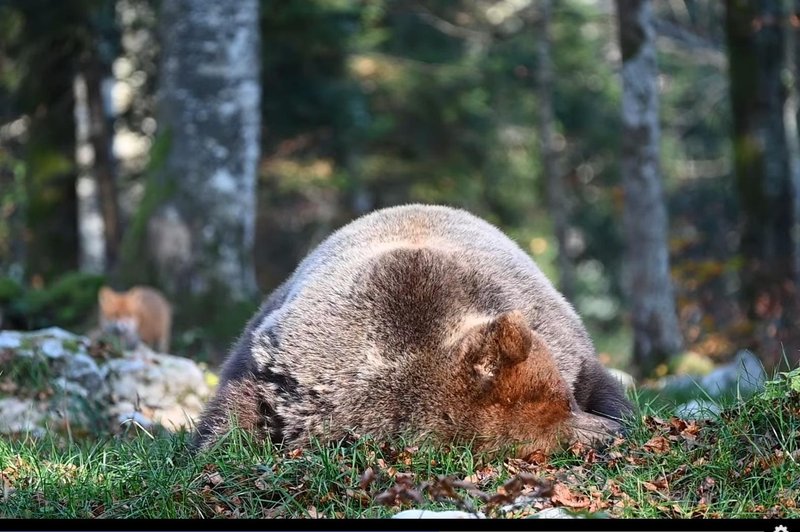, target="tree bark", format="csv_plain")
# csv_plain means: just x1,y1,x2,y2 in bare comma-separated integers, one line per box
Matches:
152,0,261,301
725,0,793,316
74,73,106,274
789,0,800,289
83,54,121,271
536,0,575,301
616,0,683,375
